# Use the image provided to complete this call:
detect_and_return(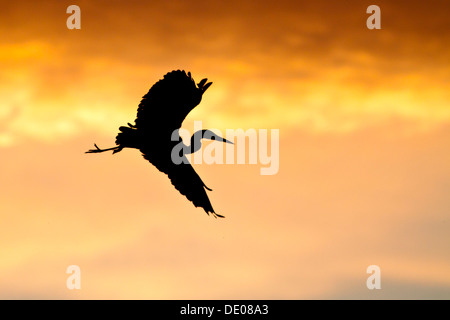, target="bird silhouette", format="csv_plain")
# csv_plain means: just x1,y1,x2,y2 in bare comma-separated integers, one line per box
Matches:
86,70,232,218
